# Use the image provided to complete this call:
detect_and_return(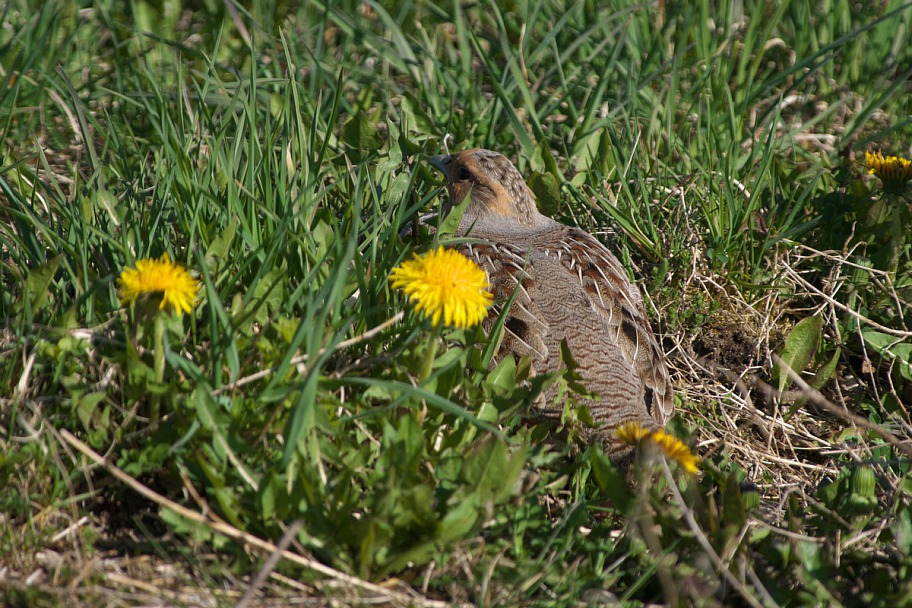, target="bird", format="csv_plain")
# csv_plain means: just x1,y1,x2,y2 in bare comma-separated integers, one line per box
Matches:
429,148,673,459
